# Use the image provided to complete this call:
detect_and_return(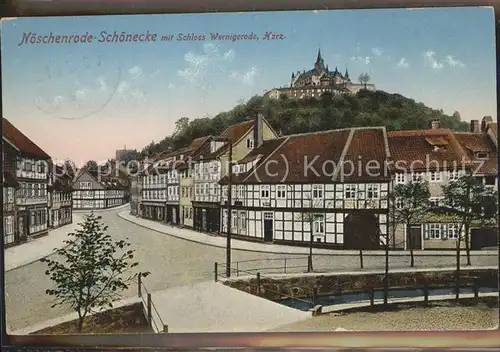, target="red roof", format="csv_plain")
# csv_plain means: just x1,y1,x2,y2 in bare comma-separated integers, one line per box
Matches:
238,127,390,184
453,132,498,175
387,128,470,171
2,118,51,159
220,120,253,144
